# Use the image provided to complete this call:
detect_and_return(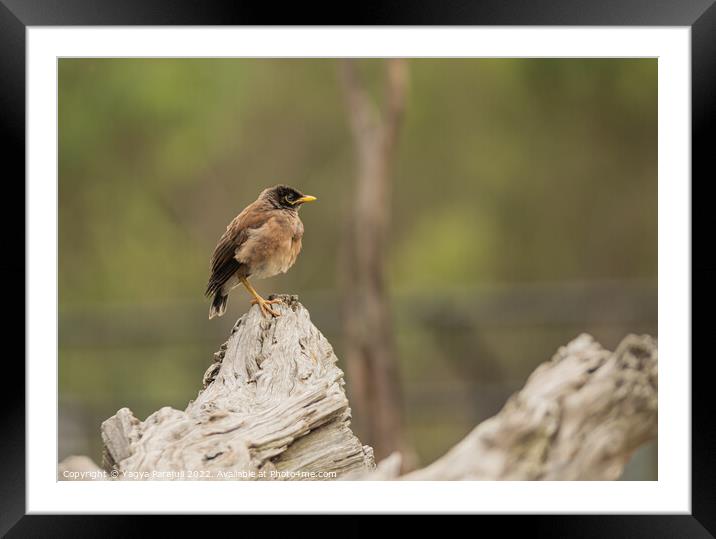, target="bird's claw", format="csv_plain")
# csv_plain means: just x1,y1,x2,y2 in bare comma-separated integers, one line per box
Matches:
251,297,282,317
